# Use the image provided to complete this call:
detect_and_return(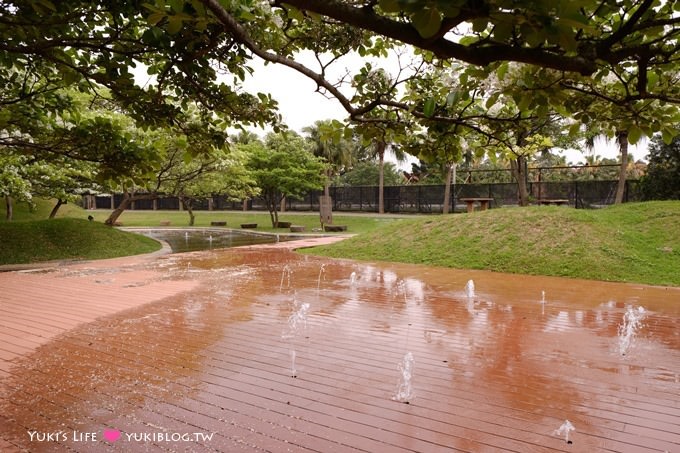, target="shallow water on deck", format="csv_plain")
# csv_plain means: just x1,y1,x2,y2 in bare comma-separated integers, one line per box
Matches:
1,247,679,452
